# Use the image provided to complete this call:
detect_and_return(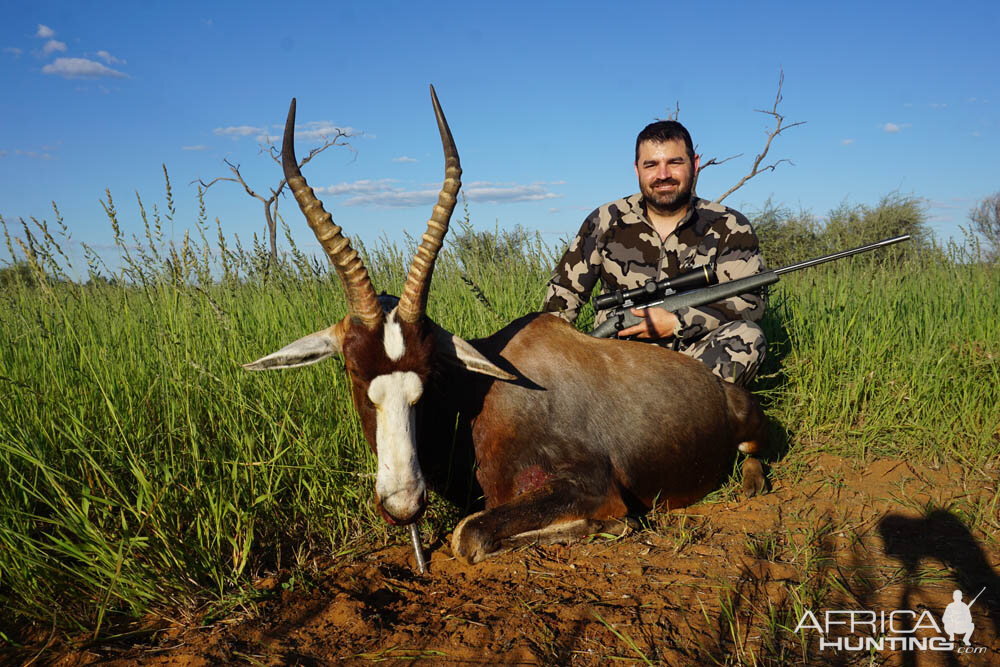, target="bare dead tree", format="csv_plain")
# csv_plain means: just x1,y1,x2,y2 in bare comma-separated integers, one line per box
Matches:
195,127,354,267
711,70,805,203
659,70,805,204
